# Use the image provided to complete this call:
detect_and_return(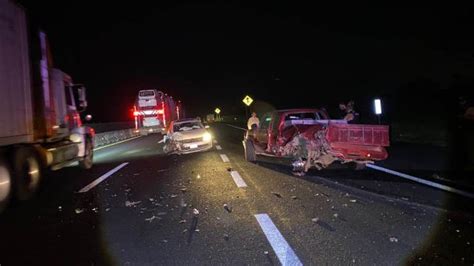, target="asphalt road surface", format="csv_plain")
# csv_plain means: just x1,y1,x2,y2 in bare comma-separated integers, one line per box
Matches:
0,124,473,265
